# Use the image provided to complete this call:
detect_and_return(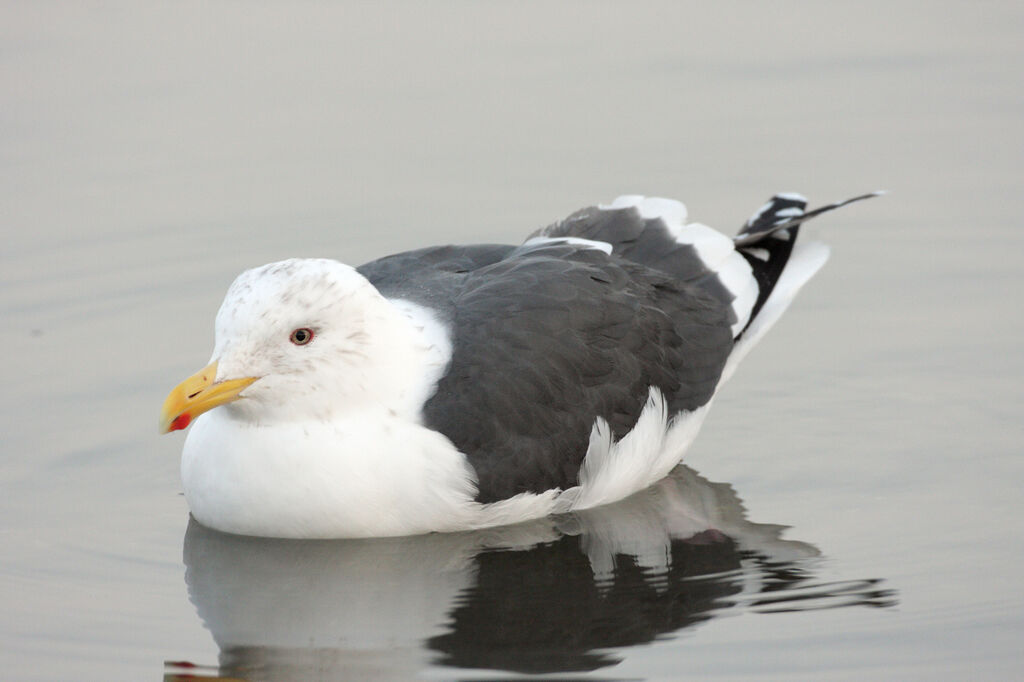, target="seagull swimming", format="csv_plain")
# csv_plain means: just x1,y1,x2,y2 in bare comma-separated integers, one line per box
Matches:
160,191,878,538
